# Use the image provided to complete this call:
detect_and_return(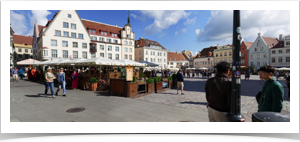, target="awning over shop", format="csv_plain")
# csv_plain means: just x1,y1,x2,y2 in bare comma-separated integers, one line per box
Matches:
17,58,40,65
